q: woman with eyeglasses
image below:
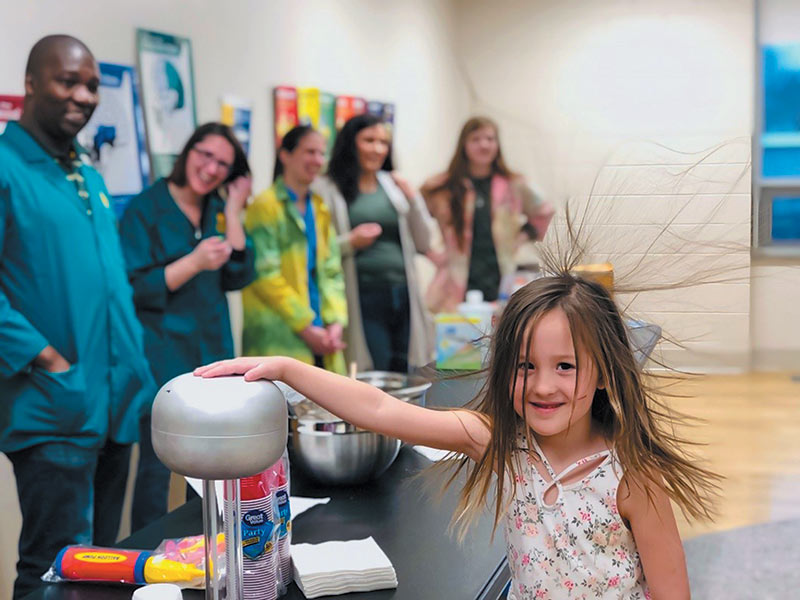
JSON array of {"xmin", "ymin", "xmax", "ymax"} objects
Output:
[{"xmin": 119, "ymin": 122, "xmax": 256, "ymax": 529}]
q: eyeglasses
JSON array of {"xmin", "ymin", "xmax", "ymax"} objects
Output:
[{"xmin": 191, "ymin": 146, "xmax": 233, "ymax": 174}]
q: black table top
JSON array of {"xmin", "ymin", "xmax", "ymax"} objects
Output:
[{"xmin": 25, "ymin": 375, "xmax": 508, "ymax": 600}]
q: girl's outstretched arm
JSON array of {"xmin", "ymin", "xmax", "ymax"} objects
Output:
[
  {"xmin": 195, "ymin": 357, "xmax": 490, "ymax": 461},
  {"xmin": 618, "ymin": 475, "xmax": 690, "ymax": 600}
]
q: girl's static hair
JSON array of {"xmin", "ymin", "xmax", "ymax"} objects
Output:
[
  {"xmin": 327, "ymin": 113, "xmax": 393, "ymax": 203},
  {"xmin": 445, "ymin": 269, "xmax": 720, "ymax": 539},
  {"xmin": 273, "ymin": 125, "xmax": 318, "ymax": 182},
  {"xmin": 437, "ymin": 139, "xmax": 748, "ymax": 539},
  {"xmin": 422, "ymin": 116, "xmax": 515, "ymax": 250},
  {"xmin": 168, "ymin": 122, "xmax": 250, "ymax": 187}
]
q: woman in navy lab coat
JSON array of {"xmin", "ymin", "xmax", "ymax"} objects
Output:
[{"xmin": 119, "ymin": 122, "xmax": 255, "ymax": 529}]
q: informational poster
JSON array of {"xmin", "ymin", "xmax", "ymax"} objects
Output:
[
  {"xmin": 335, "ymin": 95, "xmax": 366, "ymax": 131},
  {"xmin": 382, "ymin": 102, "xmax": 396, "ymax": 141},
  {"xmin": 137, "ymin": 29, "xmax": 198, "ymax": 179},
  {"xmin": 297, "ymin": 87, "xmax": 320, "ymax": 129},
  {"xmin": 0, "ymin": 95, "xmax": 23, "ymax": 134},
  {"xmin": 274, "ymin": 86, "xmax": 394, "ymax": 155},
  {"xmin": 319, "ymin": 92, "xmax": 337, "ymax": 156},
  {"xmin": 220, "ymin": 95, "xmax": 252, "ymax": 156},
  {"xmin": 273, "ymin": 86, "xmax": 298, "ymax": 148},
  {"xmin": 77, "ymin": 63, "xmax": 149, "ymax": 216},
  {"xmin": 367, "ymin": 100, "xmax": 395, "ymax": 140}
]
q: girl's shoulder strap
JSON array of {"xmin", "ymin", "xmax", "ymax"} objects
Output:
[{"xmin": 527, "ymin": 432, "xmax": 613, "ymax": 483}]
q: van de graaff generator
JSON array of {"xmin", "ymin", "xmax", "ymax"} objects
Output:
[{"xmin": 151, "ymin": 373, "xmax": 287, "ymax": 599}]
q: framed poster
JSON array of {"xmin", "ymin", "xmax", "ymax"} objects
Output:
[
  {"xmin": 77, "ymin": 63, "xmax": 149, "ymax": 216},
  {"xmin": 221, "ymin": 95, "xmax": 252, "ymax": 156},
  {"xmin": 273, "ymin": 86, "xmax": 298, "ymax": 148},
  {"xmin": 367, "ymin": 100, "xmax": 395, "ymax": 140},
  {"xmin": 319, "ymin": 92, "xmax": 336, "ymax": 156},
  {"xmin": 0, "ymin": 95, "xmax": 23, "ymax": 134},
  {"xmin": 136, "ymin": 29, "xmax": 198, "ymax": 180},
  {"xmin": 297, "ymin": 87, "xmax": 320, "ymax": 129},
  {"xmin": 335, "ymin": 95, "xmax": 366, "ymax": 131},
  {"xmin": 273, "ymin": 87, "xmax": 394, "ymax": 157},
  {"xmin": 366, "ymin": 100, "xmax": 384, "ymax": 117},
  {"xmin": 382, "ymin": 102, "xmax": 395, "ymax": 140}
]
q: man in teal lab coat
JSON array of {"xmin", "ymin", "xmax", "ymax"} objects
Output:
[{"xmin": 0, "ymin": 35, "xmax": 155, "ymax": 599}]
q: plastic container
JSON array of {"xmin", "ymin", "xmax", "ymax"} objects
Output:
[
  {"xmin": 457, "ymin": 290, "xmax": 495, "ymax": 335},
  {"xmin": 132, "ymin": 583, "xmax": 183, "ymax": 600},
  {"xmin": 499, "ymin": 263, "xmax": 543, "ymax": 301},
  {"xmin": 436, "ymin": 290, "xmax": 496, "ymax": 370},
  {"xmin": 572, "ymin": 263, "xmax": 614, "ymax": 292}
]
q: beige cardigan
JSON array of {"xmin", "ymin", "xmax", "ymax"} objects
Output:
[
  {"xmin": 313, "ymin": 172, "xmax": 436, "ymax": 370},
  {"xmin": 422, "ymin": 172, "xmax": 554, "ymax": 313}
]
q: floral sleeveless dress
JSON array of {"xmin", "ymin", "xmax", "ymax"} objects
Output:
[{"xmin": 504, "ymin": 430, "xmax": 650, "ymax": 599}]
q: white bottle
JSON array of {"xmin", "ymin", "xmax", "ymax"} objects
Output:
[{"xmin": 457, "ymin": 290, "xmax": 495, "ymax": 336}]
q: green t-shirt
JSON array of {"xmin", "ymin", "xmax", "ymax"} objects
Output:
[
  {"xmin": 466, "ymin": 176, "xmax": 500, "ymax": 301},
  {"xmin": 348, "ymin": 185, "xmax": 407, "ymax": 287}
]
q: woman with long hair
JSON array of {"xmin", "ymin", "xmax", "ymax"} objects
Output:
[
  {"xmin": 422, "ymin": 116, "xmax": 554, "ymax": 312},
  {"xmin": 315, "ymin": 113, "xmax": 437, "ymax": 372},
  {"xmin": 242, "ymin": 125, "xmax": 347, "ymax": 374},
  {"xmin": 119, "ymin": 122, "xmax": 255, "ymax": 529}
]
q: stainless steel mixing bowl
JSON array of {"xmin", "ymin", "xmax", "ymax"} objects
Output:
[{"xmin": 288, "ymin": 371, "xmax": 431, "ymax": 485}]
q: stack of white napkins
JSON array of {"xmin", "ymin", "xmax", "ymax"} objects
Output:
[{"xmin": 291, "ymin": 537, "xmax": 397, "ymax": 598}]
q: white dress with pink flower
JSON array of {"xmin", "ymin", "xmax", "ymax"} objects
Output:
[{"xmin": 504, "ymin": 430, "xmax": 650, "ymax": 600}]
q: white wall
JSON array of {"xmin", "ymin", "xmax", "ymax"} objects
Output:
[
  {"xmin": 0, "ymin": 0, "xmax": 469, "ymax": 189},
  {"xmin": 454, "ymin": 0, "xmax": 754, "ymax": 372},
  {"xmin": 751, "ymin": 0, "xmax": 800, "ymax": 370},
  {"xmin": 0, "ymin": 2, "xmax": 470, "ymax": 597}
]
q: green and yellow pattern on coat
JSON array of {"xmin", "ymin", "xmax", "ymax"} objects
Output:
[{"xmin": 242, "ymin": 178, "xmax": 347, "ymax": 374}]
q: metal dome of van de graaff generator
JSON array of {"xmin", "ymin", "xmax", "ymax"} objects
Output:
[{"xmin": 151, "ymin": 372, "xmax": 288, "ymax": 480}]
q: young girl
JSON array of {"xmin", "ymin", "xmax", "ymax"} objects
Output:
[{"xmin": 195, "ymin": 273, "xmax": 717, "ymax": 599}]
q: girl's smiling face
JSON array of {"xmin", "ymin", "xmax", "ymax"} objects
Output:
[{"xmin": 511, "ymin": 308, "xmax": 602, "ymax": 442}]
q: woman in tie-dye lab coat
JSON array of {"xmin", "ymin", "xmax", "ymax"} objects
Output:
[{"xmin": 242, "ymin": 126, "xmax": 347, "ymax": 374}]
